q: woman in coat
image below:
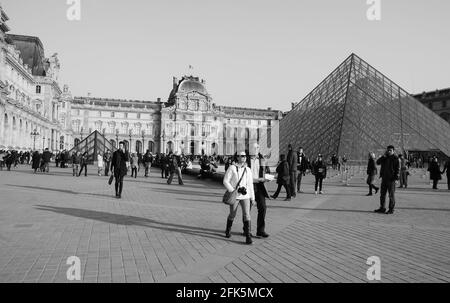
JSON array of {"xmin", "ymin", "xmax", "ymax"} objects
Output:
[
  {"xmin": 223, "ymin": 151, "xmax": 255, "ymax": 245},
  {"xmin": 31, "ymin": 151, "xmax": 41, "ymax": 173},
  {"xmin": 366, "ymin": 152, "xmax": 379, "ymax": 196},
  {"xmin": 441, "ymin": 158, "xmax": 450, "ymax": 190},
  {"xmin": 270, "ymin": 154, "xmax": 291, "ymax": 201},
  {"xmin": 428, "ymin": 156, "xmax": 442, "ymax": 190},
  {"xmin": 312, "ymin": 154, "xmax": 327, "ymax": 195}
]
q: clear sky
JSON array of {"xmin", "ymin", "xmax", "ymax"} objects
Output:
[{"xmin": 2, "ymin": 0, "xmax": 449, "ymax": 111}]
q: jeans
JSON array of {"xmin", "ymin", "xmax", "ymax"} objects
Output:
[
  {"xmin": 131, "ymin": 167, "xmax": 137, "ymax": 178},
  {"xmin": 314, "ymin": 176, "xmax": 323, "ymax": 192},
  {"xmin": 367, "ymin": 174, "xmax": 379, "ymax": 194},
  {"xmin": 115, "ymin": 173, "xmax": 124, "ymax": 195},
  {"xmin": 289, "ymin": 171, "xmax": 297, "ymax": 196},
  {"xmin": 144, "ymin": 162, "xmax": 151, "ymax": 176},
  {"xmin": 399, "ymin": 170, "xmax": 408, "ymax": 188},
  {"xmin": 228, "ymin": 199, "xmax": 251, "ymax": 222},
  {"xmin": 254, "ymin": 184, "xmax": 267, "ymax": 234},
  {"xmin": 297, "ymin": 171, "xmax": 304, "ymax": 192},
  {"xmin": 167, "ymin": 167, "xmax": 183, "ymax": 185},
  {"xmin": 79, "ymin": 164, "xmax": 87, "ymax": 176},
  {"xmin": 432, "ymin": 179, "xmax": 439, "ymax": 189},
  {"xmin": 73, "ymin": 164, "xmax": 79, "ymax": 176},
  {"xmin": 273, "ymin": 181, "xmax": 291, "ymax": 199},
  {"xmin": 380, "ymin": 179, "xmax": 396, "ymax": 210},
  {"xmin": 104, "ymin": 161, "xmax": 110, "ymax": 176}
]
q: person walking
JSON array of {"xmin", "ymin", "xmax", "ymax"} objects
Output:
[
  {"xmin": 143, "ymin": 150, "xmax": 153, "ymax": 177},
  {"xmin": 374, "ymin": 145, "xmax": 399, "ymax": 215},
  {"xmin": 428, "ymin": 156, "xmax": 442, "ymax": 190},
  {"xmin": 79, "ymin": 152, "xmax": 88, "ymax": 177},
  {"xmin": 271, "ymin": 154, "xmax": 291, "ymax": 201},
  {"xmin": 42, "ymin": 148, "xmax": 52, "ymax": 173},
  {"xmin": 312, "ymin": 154, "xmax": 327, "ymax": 195},
  {"xmin": 286, "ymin": 144, "xmax": 297, "ymax": 198},
  {"xmin": 97, "ymin": 152, "xmax": 104, "ymax": 176},
  {"xmin": 249, "ymin": 144, "xmax": 270, "ymax": 238},
  {"xmin": 130, "ymin": 153, "xmax": 138, "ymax": 178},
  {"xmin": 441, "ymin": 158, "xmax": 450, "ymax": 190},
  {"xmin": 167, "ymin": 151, "xmax": 184, "ymax": 185},
  {"xmin": 31, "ymin": 151, "xmax": 41, "ymax": 174},
  {"xmin": 399, "ymin": 154, "xmax": 409, "ymax": 188},
  {"xmin": 160, "ymin": 153, "xmax": 169, "ymax": 179},
  {"xmin": 223, "ymin": 151, "xmax": 255, "ymax": 245},
  {"xmin": 103, "ymin": 151, "xmax": 112, "ymax": 177},
  {"xmin": 296, "ymin": 147, "xmax": 308, "ymax": 193},
  {"xmin": 111, "ymin": 141, "xmax": 129, "ymax": 198},
  {"xmin": 366, "ymin": 152, "xmax": 379, "ymax": 196},
  {"xmin": 72, "ymin": 151, "xmax": 81, "ymax": 177}
]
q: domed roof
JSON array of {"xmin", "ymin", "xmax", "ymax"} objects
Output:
[{"xmin": 178, "ymin": 77, "xmax": 208, "ymax": 95}]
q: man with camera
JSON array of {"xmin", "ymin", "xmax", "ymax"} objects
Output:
[
  {"xmin": 223, "ymin": 151, "xmax": 256, "ymax": 245},
  {"xmin": 374, "ymin": 145, "xmax": 400, "ymax": 215}
]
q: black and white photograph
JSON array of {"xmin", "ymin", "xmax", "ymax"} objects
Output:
[{"xmin": 0, "ymin": 0, "xmax": 449, "ymax": 295}]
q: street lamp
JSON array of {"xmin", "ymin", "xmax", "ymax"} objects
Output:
[
  {"xmin": 30, "ymin": 129, "xmax": 39, "ymax": 150},
  {"xmin": 129, "ymin": 129, "xmax": 133, "ymax": 152},
  {"xmin": 42, "ymin": 136, "xmax": 45, "ymax": 149},
  {"xmin": 115, "ymin": 129, "xmax": 119, "ymax": 148},
  {"xmin": 141, "ymin": 130, "xmax": 145, "ymax": 153}
]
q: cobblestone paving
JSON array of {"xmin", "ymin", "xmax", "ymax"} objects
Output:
[{"xmin": 0, "ymin": 165, "xmax": 449, "ymax": 283}]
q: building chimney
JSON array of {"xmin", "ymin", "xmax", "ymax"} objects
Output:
[
  {"xmin": 291, "ymin": 102, "xmax": 296, "ymax": 109},
  {"xmin": 173, "ymin": 77, "xmax": 178, "ymax": 89},
  {"xmin": 267, "ymin": 107, "xmax": 272, "ymax": 110}
]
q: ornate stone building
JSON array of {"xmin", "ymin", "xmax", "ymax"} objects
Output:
[
  {"xmin": 413, "ymin": 88, "xmax": 450, "ymax": 124},
  {"xmin": 0, "ymin": 5, "xmax": 73, "ymax": 151},
  {"xmin": 71, "ymin": 75, "xmax": 282, "ymax": 163}
]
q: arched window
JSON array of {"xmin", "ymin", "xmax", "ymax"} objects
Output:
[{"xmin": 148, "ymin": 141, "xmax": 155, "ymax": 153}]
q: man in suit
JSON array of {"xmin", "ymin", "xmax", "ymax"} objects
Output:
[
  {"xmin": 111, "ymin": 141, "xmax": 129, "ymax": 199},
  {"xmin": 375, "ymin": 145, "xmax": 400, "ymax": 215},
  {"xmin": 286, "ymin": 144, "xmax": 297, "ymax": 198}
]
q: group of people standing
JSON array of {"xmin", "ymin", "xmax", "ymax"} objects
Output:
[{"xmin": 271, "ymin": 144, "xmax": 327, "ymax": 200}]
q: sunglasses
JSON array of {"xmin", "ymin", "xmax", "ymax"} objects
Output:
[{"xmin": 239, "ymin": 155, "xmax": 247, "ymax": 158}]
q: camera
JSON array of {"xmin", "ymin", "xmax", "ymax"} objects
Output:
[{"xmin": 237, "ymin": 187, "xmax": 247, "ymax": 195}]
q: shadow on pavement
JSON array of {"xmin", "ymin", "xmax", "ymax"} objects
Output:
[
  {"xmin": 151, "ymin": 187, "xmax": 223, "ymax": 198},
  {"xmin": 33, "ymin": 205, "xmax": 247, "ymax": 244},
  {"xmin": 6, "ymin": 184, "xmax": 112, "ymax": 199}
]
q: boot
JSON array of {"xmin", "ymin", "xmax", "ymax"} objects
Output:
[
  {"xmin": 225, "ymin": 219, "xmax": 233, "ymax": 238},
  {"xmin": 243, "ymin": 221, "xmax": 252, "ymax": 245}
]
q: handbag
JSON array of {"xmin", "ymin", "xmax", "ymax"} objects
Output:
[
  {"xmin": 108, "ymin": 175, "xmax": 114, "ymax": 185},
  {"xmin": 222, "ymin": 166, "xmax": 247, "ymax": 205}
]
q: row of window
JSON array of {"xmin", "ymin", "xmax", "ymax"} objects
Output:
[
  {"xmin": 72, "ymin": 109, "xmax": 144, "ymax": 119},
  {"xmin": 427, "ymin": 100, "xmax": 448, "ymax": 110}
]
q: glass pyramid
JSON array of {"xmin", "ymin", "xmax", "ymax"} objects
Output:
[
  {"xmin": 280, "ymin": 53, "xmax": 450, "ymax": 163},
  {"xmin": 69, "ymin": 130, "xmax": 116, "ymax": 164}
]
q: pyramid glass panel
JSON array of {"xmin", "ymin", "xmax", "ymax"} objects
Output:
[
  {"xmin": 279, "ymin": 54, "xmax": 450, "ymax": 163},
  {"xmin": 68, "ymin": 130, "xmax": 116, "ymax": 164}
]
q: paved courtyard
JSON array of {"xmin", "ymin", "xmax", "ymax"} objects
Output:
[{"xmin": 0, "ymin": 165, "xmax": 449, "ymax": 283}]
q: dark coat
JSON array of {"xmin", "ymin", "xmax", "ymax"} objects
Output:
[
  {"xmin": 297, "ymin": 152, "xmax": 308, "ymax": 172},
  {"xmin": 443, "ymin": 160, "xmax": 450, "ymax": 176},
  {"xmin": 428, "ymin": 161, "xmax": 442, "ymax": 180},
  {"xmin": 312, "ymin": 160, "xmax": 327, "ymax": 178},
  {"xmin": 251, "ymin": 157, "xmax": 269, "ymax": 198},
  {"xmin": 377, "ymin": 154, "xmax": 399, "ymax": 181},
  {"xmin": 42, "ymin": 151, "xmax": 52, "ymax": 163},
  {"xmin": 276, "ymin": 160, "xmax": 290, "ymax": 184},
  {"xmin": 287, "ymin": 150, "xmax": 297, "ymax": 173},
  {"xmin": 32, "ymin": 153, "xmax": 41, "ymax": 170},
  {"xmin": 367, "ymin": 158, "xmax": 377, "ymax": 176},
  {"xmin": 111, "ymin": 149, "xmax": 129, "ymax": 177},
  {"xmin": 72, "ymin": 153, "xmax": 81, "ymax": 165}
]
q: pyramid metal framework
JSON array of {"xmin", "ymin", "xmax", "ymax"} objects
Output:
[
  {"xmin": 68, "ymin": 130, "xmax": 116, "ymax": 164},
  {"xmin": 279, "ymin": 54, "xmax": 450, "ymax": 162}
]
